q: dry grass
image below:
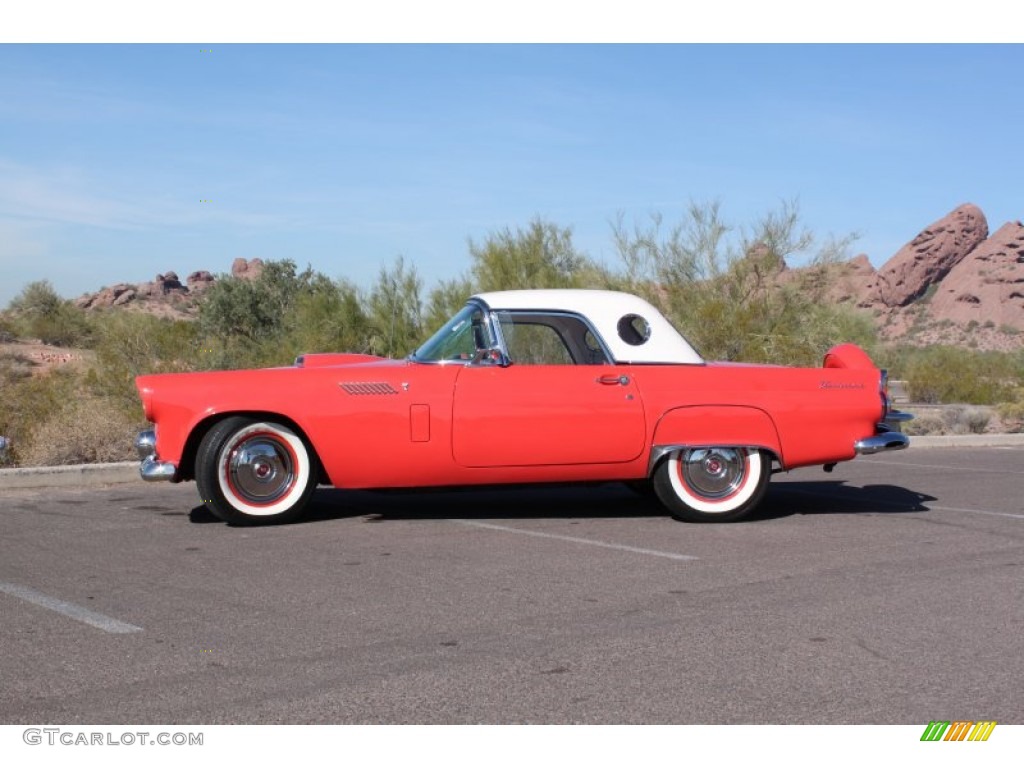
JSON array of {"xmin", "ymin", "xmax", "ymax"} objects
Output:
[{"xmin": 17, "ymin": 395, "xmax": 141, "ymax": 466}]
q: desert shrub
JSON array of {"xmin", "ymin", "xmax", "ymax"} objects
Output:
[
  {"xmin": 5, "ymin": 280, "xmax": 93, "ymax": 347},
  {"xmin": 0, "ymin": 367, "xmax": 80, "ymax": 467},
  {"xmin": 0, "ymin": 350, "xmax": 34, "ymax": 383},
  {"xmin": 16, "ymin": 393, "xmax": 140, "ymax": 466},
  {"xmin": 993, "ymin": 385, "xmax": 1024, "ymax": 433},
  {"xmin": 86, "ymin": 311, "xmax": 199, "ymax": 416},
  {"xmin": 0, "ymin": 314, "xmax": 17, "ymax": 343},
  {"xmin": 891, "ymin": 346, "xmax": 1021, "ymax": 404},
  {"xmin": 903, "ymin": 412, "xmax": 944, "ymax": 436},
  {"xmin": 285, "ymin": 278, "xmax": 372, "ymax": 357},
  {"xmin": 941, "ymin": 406, "xmax": 992, "ymax": 435},
  {"xmin": 996, "ymin": 401, "xmax": 1024, "ymax": 433}
]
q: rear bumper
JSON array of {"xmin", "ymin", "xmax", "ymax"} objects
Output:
[
  {"xmin": 855, "ymin": 409, "xmax": 913, "ymax": 455},
  {"xmin": 855, "ymin": 431, "xmax": 910, "ymax": 455},
  {"xmin": 134, "ymin": 429, "xmax": 177, "ymax": 482}
]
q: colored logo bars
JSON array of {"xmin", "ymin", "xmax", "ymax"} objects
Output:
[{"xmin": 920, "ymin": 721, "xmax": 997, "ymax": 742}]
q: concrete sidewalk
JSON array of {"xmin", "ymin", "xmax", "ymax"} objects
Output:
[{"xmin": 2, "ymin": 434, "xmax": 1022, "ymax": 491}]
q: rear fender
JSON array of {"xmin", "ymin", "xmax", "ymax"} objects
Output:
[
  {"xmin": 823, "ymin": 343, "xmax": 875, "ymax": 370},
  {"xmin": 650, "ymin": 405, "xmax": 784, "ymax": 473}
]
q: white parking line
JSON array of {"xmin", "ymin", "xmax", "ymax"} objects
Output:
[
  {"xmin": 450, "ymin": 519, "xmax": 698, "ymax": 561},
  {"xmin": 0, "ymin": 582, "xmax": 143, "ymax": 634},
  {"xmin": 928, "ymin": 505, "xmax": 1024, "ymax": 520}
]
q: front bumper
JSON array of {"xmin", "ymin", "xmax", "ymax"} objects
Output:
[{"xmin": 134, "ymin": 429, "xmax": 177, "ymax": 482}]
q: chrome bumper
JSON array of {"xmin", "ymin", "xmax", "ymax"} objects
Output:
[
  {"xmin": 855, "ymin": 410, "xmax": 913, "ymax": 455},
  {"xmin": 134, "ymin": 429, "xmax": 177, "ymax": 482},
  {"xmin": 855, "ymin": 431, "xmax": 910, "ymax": 455}
]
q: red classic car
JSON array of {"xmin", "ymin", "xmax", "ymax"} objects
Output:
[{"xmin": 134, "ymin": 289, "xmax": 910, "ymax": 525}]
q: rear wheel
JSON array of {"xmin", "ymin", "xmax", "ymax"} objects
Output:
[
  {"xmin": 195, "ymin": 417, "xmax": 317, "ymax": 525},
  {"xmin": 653, "ymin": 447, "xmax": 770, "ymax": 523}
]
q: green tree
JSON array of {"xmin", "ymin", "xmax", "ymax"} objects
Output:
[
  {"xmin": 286, "ymin": 278, "xmax": 372, "ymax": 356},
  {"xmin": 199, "ymin": 260, "xmax": 318, "ymax": 344},
  {"xmin": 469, "ymin": 219, "xmax": 592, "ymax": 291},
  {"xmin": 367, "ymin": 257, "xmax": 424, "ymax": 357},
  {"xmin": 612, "ymin": 200, "xmax": 873, "ymax": 365},
  {"xmin": 423, "ymin": 276, "xmax": 475, "ymax": 332}
]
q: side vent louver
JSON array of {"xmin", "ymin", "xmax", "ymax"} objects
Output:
[{"xmin": 339, "ymin": 382, "xmax": 399, "ymax": 395}]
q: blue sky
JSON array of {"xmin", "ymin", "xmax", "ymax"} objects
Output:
[{"xmin": 1, "ymin": 43, "xmax": 1022, "ymax": 306}]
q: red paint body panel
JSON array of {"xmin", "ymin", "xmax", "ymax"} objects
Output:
[
  {"xmin": 135, "ymin": 341, "xmax": 888, "ymax": 489},
  {"xmin": 452, "ymin": 366, "xmax": 646, "ymax": 467}
]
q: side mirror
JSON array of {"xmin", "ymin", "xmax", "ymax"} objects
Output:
[{"xmin": 471, "ymin": 347, "xmax": 510, "ymax": 367}]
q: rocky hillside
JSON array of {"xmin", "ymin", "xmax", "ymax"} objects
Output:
[
  {"xmin": 71, "ymin": 206, "xmax": 1024, "ymax": 350},
  {"xmin": 74, "ymin": 258, "xmax": 264, "ymax": 319},
  {"xmin": 780, "ymin": 203, "xmax": 1023, "ymax": 350}
]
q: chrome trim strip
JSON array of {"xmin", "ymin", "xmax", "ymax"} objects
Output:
[
  {"xmin": 140, "ymin": 455, "xmax": 177, "ymax": 482},
  {"xmin": 854, "ymin": 432, "xmax": 910, "ymax": 455}
]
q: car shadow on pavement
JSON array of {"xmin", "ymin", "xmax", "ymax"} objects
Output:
[
  {"xmin": 188, "ymin": 478, "xmax": 935, "ymax": 526},
  {"xmin": 753, "ymin": 480, "xmax": 936, "ymax": 521},
  {"xmin": 305, "ymin": 483, "xmax": 661, "ymax": 523}
]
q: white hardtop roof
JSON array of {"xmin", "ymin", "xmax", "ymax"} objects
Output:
[{"xmin": 472, "ymin": 289, "xmax": 704, "ymax": 365}]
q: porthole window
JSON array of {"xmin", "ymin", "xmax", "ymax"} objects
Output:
[{"xmin": 617, "ymin": 314, "xmax": 651, "ymax": 346}]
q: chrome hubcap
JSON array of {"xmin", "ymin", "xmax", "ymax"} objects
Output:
[
  {"xmin": 228, "ymin": 435, "xmax": 295, "ymax": 504},
  {"xmin": 681, "ymin": 448, "xmax": 746, "ymax": 499}
]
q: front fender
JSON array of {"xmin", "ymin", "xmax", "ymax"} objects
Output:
[{"xmin": 650, "ymin": 405, "xmax": 784, "ymax": 470}]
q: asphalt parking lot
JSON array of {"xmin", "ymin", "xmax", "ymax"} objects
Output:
[{"xmin": 1, "ymin": 446, "xmax": 1022, "ymax": 724}]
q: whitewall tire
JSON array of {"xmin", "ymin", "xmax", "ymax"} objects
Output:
[
  {"xmin": 195, "ymin": 417, "xmax": 317, "ymax": 525},
  {"xmin": 653, "ymin": 447, "xmax": 770, "ymax": 523}
]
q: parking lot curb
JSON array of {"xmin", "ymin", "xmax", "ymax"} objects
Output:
[
  {"xmin": 0, "ymin": 462, "xmax": 140, "ymax": 490},
  {"xmin": 908, "ymin": 434, "xmax": 1024, "ymax": 449}
]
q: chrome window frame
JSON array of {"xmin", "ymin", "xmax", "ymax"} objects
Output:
[
  {"xmin": 410, "ymin": 300, "xmax": 616, "ymax": 367},
  {"xmin": 489, "ymin": 308, "xmax": 615, "ymax": 366}
]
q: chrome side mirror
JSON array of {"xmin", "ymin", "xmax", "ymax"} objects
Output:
[{"xmin": 471, "ymin": 347, "xmax": 510, "ymax": 367}]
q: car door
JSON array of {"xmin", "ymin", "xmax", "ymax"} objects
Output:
[{"xmin": 451, "ymin": 311, "xmax": 646, "ymax": 467}]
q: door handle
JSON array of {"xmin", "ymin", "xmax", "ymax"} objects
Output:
[{"xmin": 597, "ymin": 374, "xmax": 630, "ymax": 386}]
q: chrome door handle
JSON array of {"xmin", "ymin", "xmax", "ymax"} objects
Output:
[{"xmin": 597, "ymin": 375, "xmax": 629, "ymax": 386}]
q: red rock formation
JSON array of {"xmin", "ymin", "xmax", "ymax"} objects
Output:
[
  {"xmin": 865, "ymin": 204, "xmax": 988, "ymax": 308},
  {"xmin": 231, "ymin": 258, "xmax": 264, "ymax": 280},
  {"xmin": 75, "ymin": 283, "xmax": 134, "ymax": 309},
  {"xmin": 187, "ymin": 270, "xmax": 215, "ymax": 293},
  {"xmin": 926, "ymin": 220, "xmax": 1024, "ymax": 331},
  {"xmin": 827, "ymin": 253, "xmax": 877, "ymax": 304},
  {"xmin": 76, "ymin": 270, "xmax": 197, "ymax": 314}
]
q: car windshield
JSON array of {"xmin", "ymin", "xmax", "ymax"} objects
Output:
[{"xmin": 411, "ymin": 303, "xmax": 496, "ymax": 363}]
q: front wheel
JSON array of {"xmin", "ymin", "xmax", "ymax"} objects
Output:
[
  {"xmin": 195, "ymin": 417, "xmax": 317, "ymax": 525},
  {"xmin": 653, "ymin": 447, "xmax": 770, "ymax": 523}
]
